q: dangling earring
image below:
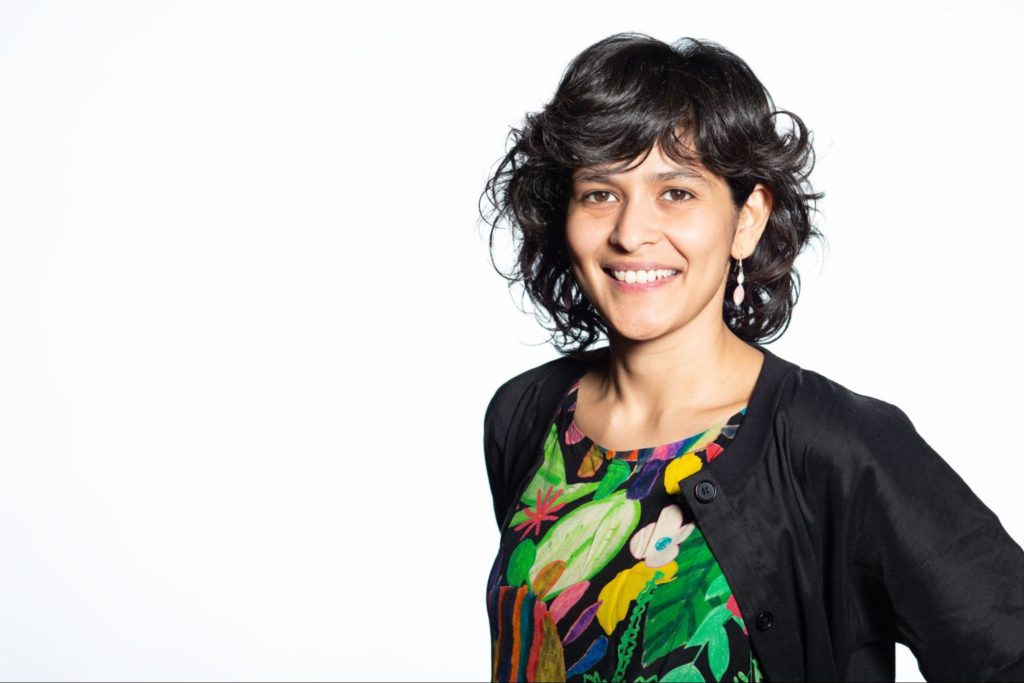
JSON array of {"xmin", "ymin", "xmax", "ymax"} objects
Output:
[{"xmin": 732, "ymin": 257, "xmax": 745, "ymax": 307}]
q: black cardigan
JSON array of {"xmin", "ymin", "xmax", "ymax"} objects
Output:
[{"xmin": 482, "ymin": 342, "xmax": 1024, "ymax": 681}]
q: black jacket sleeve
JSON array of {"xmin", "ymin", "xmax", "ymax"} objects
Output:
[
  {"xmin": 482, "ymin": 353, "xmax": 601, "ymax": 531},
  {"xmin": 483, "ymin": 382, "xmax": 514, "ymax": 530},
  {"xmin": 852, "ymin": 401, "xmax": 1024, "ymax": 681},
  {"xmin": 482, "ymin": 359, "xmax": 557, "ymax": 531}
]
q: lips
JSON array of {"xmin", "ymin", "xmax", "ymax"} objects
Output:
[{"xmin": 603, "ymin": 261, "xmax": 681, "ymax": 273}]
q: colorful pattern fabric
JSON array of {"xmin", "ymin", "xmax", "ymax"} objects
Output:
[{"xmin": 487, "ymin": 380, "xmax": 765, "ymax": 682}]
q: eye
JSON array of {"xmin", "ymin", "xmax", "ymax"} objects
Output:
[
  {"xmin": 661, "ymin": 188, "xmax": 694, "ymax": 202},
  {"xmin": 581, "ymin": 190, "xmax": 618, "ymax": 204}
]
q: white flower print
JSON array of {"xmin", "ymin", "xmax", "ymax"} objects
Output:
[{"xmin": 628, "ymin": 503, "xmax": 695, "ymax": 568}]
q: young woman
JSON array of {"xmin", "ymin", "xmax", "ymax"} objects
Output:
[{"xmin": 479, "ymin": 33, "xmax": 1024, "ymax": 682}]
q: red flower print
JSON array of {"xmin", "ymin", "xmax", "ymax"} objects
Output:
[
  {"xmin": 726, "ymin": 594, "xmax": 747, "ymax": 635},
  {"xmin": 705, "ymin": 442, "xmax": 724, "ymax": 463},
  {"xmin": 513, "ymin": 485, "xmax": 566, "ymax": 540}
]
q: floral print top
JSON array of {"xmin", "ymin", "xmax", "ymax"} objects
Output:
[{"xmin": 487, "ymin": 379, "xmax": 765, "ymax": 683}]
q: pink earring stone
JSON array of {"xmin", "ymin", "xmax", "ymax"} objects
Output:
[
  {"xmin": 732, "ymin": 283, "xmax": 745, "ymax": 306},
  {"xmin": 732, "ymin": 265, "xmax": 745, "ymax": 306}
]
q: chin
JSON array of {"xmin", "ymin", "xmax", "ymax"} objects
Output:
[{"xmin": 607, "ymin": 318, "xmax": 676, "ymax": 343}]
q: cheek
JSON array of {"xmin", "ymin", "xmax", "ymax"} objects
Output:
[
  {"xmin": 564, "ymin": 220, "xmax": 600, "ymax": 265},
  {"xmin": 564, "ymin": 223, "xmax": 604, "ymax": 298},
  {"xmin": 664, "ymin": 221, "xmax": 729, "ymax": 265}
]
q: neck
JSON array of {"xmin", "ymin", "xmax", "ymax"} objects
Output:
[{"xmin": 595, "ymin": 319, "xmax": 754, "ymax": 422}]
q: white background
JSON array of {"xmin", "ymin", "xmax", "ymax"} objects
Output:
[{"xmin": 1, "ymin": 1, "xmax": 1022, "ymax": 681}]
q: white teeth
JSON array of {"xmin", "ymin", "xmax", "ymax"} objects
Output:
[{"xmin": 611, "ymin": 269, "xmax": 679, "ymax": 283}]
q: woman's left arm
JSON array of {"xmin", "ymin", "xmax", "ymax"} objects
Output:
[{"xmin": 853, "ymin": 402, "xmax": 1024, "ymax": 681}]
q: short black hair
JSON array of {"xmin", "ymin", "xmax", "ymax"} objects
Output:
[{"xmin": 479, "ymin": 32, "xmax": 825, "ymax": 353}]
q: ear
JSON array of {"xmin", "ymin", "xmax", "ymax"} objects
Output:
[{"xmin": 731, "ymin": 183, "xmax": 772, "ymax": 259}]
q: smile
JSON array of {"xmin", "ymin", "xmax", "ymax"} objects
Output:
[
  {"xmin": 610, "ymin": 268, "xmax": 678, "ymax": 284},
  {"xmin": 602, "ymin": 267, "xmax": 680, "ymax": 290}
]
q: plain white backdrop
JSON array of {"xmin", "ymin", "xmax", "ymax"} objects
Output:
[{"xmin": 1, "ymin": 1, "xmax": 1022, "ymax": 681}]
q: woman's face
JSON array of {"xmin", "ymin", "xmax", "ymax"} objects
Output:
[{"xmin": 565, "ymin": 142, "xmax": 770, "ymax": 345}]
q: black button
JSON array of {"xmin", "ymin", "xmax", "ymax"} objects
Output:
[
  {"xmin": 694, "ymin": 480, "xmax": 717, "ymax": 503},
  {"xmin": 756, "ymin": 610, "xmax": 774, "ymax": 631}
]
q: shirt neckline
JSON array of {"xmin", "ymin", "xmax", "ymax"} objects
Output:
[
  {"xmin": 546, "ymin": 341, "xmax": 799, "ymax": 493},
  {"xmin": 562, "ymin": 379, "xmax": 748, "ymax": 458}
]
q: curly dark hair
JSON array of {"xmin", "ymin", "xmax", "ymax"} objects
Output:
[{"xmin": 479, "ymin": 32, "xmax": 826, "ymax": 354}]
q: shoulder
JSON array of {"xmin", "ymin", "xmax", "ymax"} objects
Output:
[
  {"xmin": 773, "ymin": 361, "xmax": 987, "ymax": 519},
  {"xmin": 485, "ymin": 357, "xmax": 565, "ymax": 418},
  {"xmin": 776, "ymin": 362, "xmax": 919, "ymax": 469},
  {"xmin": 482, "ymin": 348, "xmax": 608, "ymax": 528},
  {"xmin": 483, "ymin": 357, "xmax": 563, "ymax": 442},
  {"xmin": 784, "ymin": 364, "xmax": 912, "ymax": 431},
  {"xmin": 484, "ymin": 347, "xmax": 608, "ymax": 431},
  {"xmin": 772, "ymin": 362, "xmax": 962, "ymax": 538}
]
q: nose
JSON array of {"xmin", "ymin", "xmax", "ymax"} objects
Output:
[{"xmin": 609, "ymin": 197, "xmax": 659, "ymax": 252}]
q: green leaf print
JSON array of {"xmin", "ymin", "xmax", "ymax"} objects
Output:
[
  {"xmin": 732, "ymin": 651, "xmax": 764, "ymax": 682},
  {"xmin": 661, "ymin": 661, "xmax": 706, "ymax": 682},
  {"xmin": 593, "ymin": 459, "xmax": 631, "ymax": 500},
  {"xmin": 687, "ymin": 605, "xmax": 732, "ymax": 650},
  {"xmin": 707, "ymin": 627, "xmax": 730, "ymax": 682},
  {"xmin": 614, "ymin": 572, "xmax": 661, "ymax": 680},
  {"xmin": 506, "ymin": 538, "xmax": 536, "ymax": 587},
  {"xmin": 531, "ymin": 489, "xmax": 641, "ymax": 600},
  {"xmin": 509, "ymin": 423, "xmax": 598, "ymax": 529},
  {"xmin": 705, "ymin": 572, "xmax": 731, "ymax": 604},
  {"xmin": 641, "ymin": 528, "xmax": 720, "ymax": 666},
  {"xmin": 752, "ymin": 654, "xmax": 764, "ymax": 682}
]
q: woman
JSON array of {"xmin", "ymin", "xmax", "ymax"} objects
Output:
[{"xmin": 479, "ymin": 33, "xmax": 1024, "ymax": 682}]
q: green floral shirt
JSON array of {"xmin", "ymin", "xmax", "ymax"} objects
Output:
[{"xmin": 487, "ymin": 379, "xmax": 765, "ymax": 682}]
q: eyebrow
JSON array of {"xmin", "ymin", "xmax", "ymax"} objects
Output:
[{"xmin": 573, "ymin": 166, "xmax": 708, "ymax": 185}]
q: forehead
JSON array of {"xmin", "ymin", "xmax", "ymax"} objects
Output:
[
  {"xmin": 573, "ymin": 163, "xmax": 710, "ymax": 186},
  {"xmin": 571, "ymin": 146, "xmax": 713, "ymax": 187}
]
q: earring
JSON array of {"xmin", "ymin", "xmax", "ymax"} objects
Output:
[{"xmin": 732, "ymin": 257, "xmax": 745, "ymax": 307}]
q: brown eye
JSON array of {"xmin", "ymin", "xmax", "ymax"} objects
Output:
[
  {"xmin": 582, "ymin": 190, "xmax": 617, "ymax": 204},
  {"xmin": 661, "ymin": 189, "xmax": 694, "ymax": 201}
]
